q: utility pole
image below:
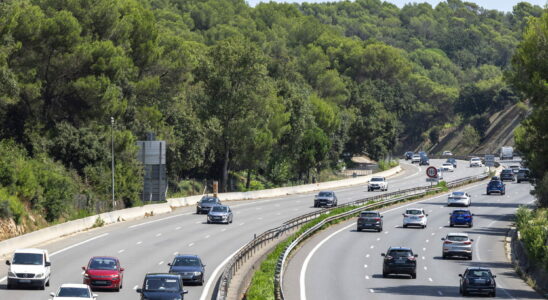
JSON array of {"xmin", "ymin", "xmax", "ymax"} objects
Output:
[{"xmin": 111, "ymin": 117, "xmax": 115, "ymax": 209}]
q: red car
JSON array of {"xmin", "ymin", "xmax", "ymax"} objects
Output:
[{"xmin": 82, "ymin": 256, "xmax": 124, "ymax": 291}]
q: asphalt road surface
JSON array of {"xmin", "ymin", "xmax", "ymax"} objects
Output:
[
  {"xmin": 283, "ymin": 165, "xmax": 540, "ymax": 300},
  {"xmin": 0, "ymin": 159, "xmax": 484, "ymax": 300}
]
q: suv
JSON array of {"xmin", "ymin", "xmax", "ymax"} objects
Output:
[
  {"xmin": 136, "ymin": 273, "xmax": 188, "ymax": 299},
  {"xmin": 402, "ymin": 208, "xmax": 428, "ymax": 228},
  {"xmin": 516, "ymin": 168, "xmax": 531, "ymax": 183},
  {"xmin": 314, "ymin": 191, "xmax": 337, "ymax": 207},
  {"xmin": 356, "ymin": 211, "xmax": 383, "ymax": 232},
  {"xmin": 442, "ymin": 233, "xmax": 473, "ymax": 259},
  {"xmin": 446, "ymin": 158, "xmax": 457, "ymax": 168},
  {"xmin": 196, "ymin": 196, "xmax": 221, "ymax": 214},
  {"xmin": 486, "ymin": 179, "xmax": 505, "ymax": 195},
  {"xmin": 381, "ymin": 247, "xmax": 418, "ymax": 278},
  {"xmin": 459, "ymin": 267, "xmax": 497, "ymax": 297},
  {"xmin": 500, "ymin": 169, "xmax": 515, "ymax": 181},
  {"xmin": 449, "ymin": 209, "xmax": 474, "ymax": 227},
  {"xmin": 404, "ymin": 151, "xmax": 414, "ymax": 160},
  {"xmin": 368, "ymin": 177, "xmax": 388, "ymax": 191},
  {"xmin": 6, "ymin": 248, "xmax": 51, "ymax": 289},
  {"xmin": 419, "ymin": 155, "xmax": 430, "ymax": 166}
]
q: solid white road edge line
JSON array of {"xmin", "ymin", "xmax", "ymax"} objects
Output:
[{"xmin": 199, "ymin": 244, "xmax": 246, "ymax": 300}]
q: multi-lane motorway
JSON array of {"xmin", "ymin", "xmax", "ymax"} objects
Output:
[
  {"xmin": 0, "ymin": 160, "xmax": 508, "ymax": 299},
  {"xmin": 283, "ymin": 164, "xmax": 541, "ymax": 299}
]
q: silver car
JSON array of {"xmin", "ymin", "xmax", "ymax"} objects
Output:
[
  {"xmin": 207, "ymin": 205, "xmax": 233, "ymax": 224},
  {"xmin": 442, "ymin": 233, "xmax": 473, "ymax": 260}
]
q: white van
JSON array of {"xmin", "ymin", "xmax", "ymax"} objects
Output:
[{"xmin": 6, "ymin": 248, "xmax": 51, "ymax": 289}]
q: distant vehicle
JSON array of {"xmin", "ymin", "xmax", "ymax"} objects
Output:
[
  {"xmin": 437, "ymin": 168, "xmax": 444, "ymax": 180},
  {"xmin": 82, "ymin": 257, "xmax": 124, "ymax": 291},
  {"xmin": 404, "ymin": 151, "xmax": 414, "ymax": 160},
  {"xmin": 50, "ymin": 283, "xmax": 97, "ymax": 299},
  {"xmin": 368, "ymin": 177, "xmax": 388, "ymax": 191},
  {"xmin": 442, "ymin": 151, "xmax": 453, "ymax": 156},
  {"xmin": 449, "ymin": 209, "xmax": 474, "ymax": 227},
  {"xmin": 486, "ymin": 179, "xmax": 505, "ymax": 195},
  {"xmin": 442, "ymin": 233, "xmax": 473, "ymax": 260},
  {"xmin": 402, "ymin": 208, "xmax": 428, "ymax": 228},
  {"xmin": 6, "ymin": 248, "xmax": 51, "ymax": 289},
  {"xmin": 441, "ymin": 163, "xmax": 454, "ymax": 172},
  {"xmin": 207, "ymin": 205, "xmax": 233, "ymax": 224},
  {"xmin": 382, "ymin": 247, "xmax": 418, "ymax": 278},
  {"xmin": 509, "ymin": 165, "xmax": 520, "ymax": 174},
  {"xmin": 418, "ymin": 151, "xmax": 427, "ymax": 157},
  {"xmin": 314, "ymin": 191, "xmax": 338, "ymax": 207},
  {"xmin": 168, "ymin": 255, "xmax": 205, "ymax": 285},
  {"xmin": 447, "ymin": 191, "xmax": 471, "ymax": 207},
  {"xmin": 196, "ymin": 196, "xmax": 221, "ymax": 214},
  {"xmin": 516, "ymin": 168, "xmax": 531, "ymax": 183},
  {"xmin": 356, "ymin": 211, "xmax": 383, "ymax": 232},
  {"xmin": 446, "ymin": 158, "xmax": 457, "ymax": 168},
  {"xmin": 411, "ymin": 154, "xmax": 421, "ymax": 164},
  {"xmin": 500, "ymin": 169, "xmax": 515, "ymax": 181},
  {"xmin": 459, "ymin": 267, "xmax": 497, "ymax": 297},
  {"xmin": 136, "ymin": 273, "xmax": 188, "ymax": 300},
  {"xmin": 469, "ymin": 157, "xmax": 483, "ymax": 167},
  {"xmin": 500, "ymin": 146, "xmax": 513, "ymax": 160},
  {"xmin": 419, "ymin": 155, "xmax": 430, "ymax": 166}
]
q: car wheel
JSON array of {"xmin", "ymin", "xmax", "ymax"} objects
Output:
[
  {"xmin": 411, "ymin": 272, "xmax": 416, "ymax": 279},
  {"xmin": 40, "ymin": 280, "xmax": 46, "ymax": 290},
  {"xmin": 462, "ymin": 289, "xmax": 469, "ymax": 296},
  {"xmin": 46, "ymin": 278, "xmax": 50, "ymax": 287},
  {"xmin": 491, "ymin": 290, "xmax": 496, "ymax": 297},
  {"xmin": 459, "ymin": 287, "xmax": 463, "ymax": 295},
  {"xmin": 469, "ymin": 223, "xmax": 473, "ymax": 228},
  {"xmin": 487, "ymin": 192, "xmax": 490, "ymax": 195},
  {"xmin": 442, "ymin": 253, "xmax": 447, "ymax": 259},
  {"xmin": 378, "ymin": 227, "xmax": 383, "ymax": 232},
  {"xmin": 450, "ymin": 223, "xmax": 454, "ymax": 227},
  {"xmin": 382, "ymin": 272, "xmax": 388, "ymax": 278},
  {"xmin": 468, "ymin": 255, "xmax": 472, "ymax": 260},
  {"xmin": 517, "ymin": 180, "xmax": 521, "ymax": 183},
  {"xmin": 403, "ymin": 224, "xmax": 407, "ymax": 228},
  {"xmin": 207, "ymin": 220, "xmax": 210, "ymax": 224},
  {"xmin": 357, "ymin": 227, "xmax": 361, "ymax": 232}
]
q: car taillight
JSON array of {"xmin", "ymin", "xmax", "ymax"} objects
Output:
[
  {"xmin": 374, "ymin": 218, "xmax": 381, "ymax": 221},
  {"xmin": 418, "ymin": 215, "xmax": 424, "ymax": 218},
  {"xmin": 444, "ymin": 241, "xmax": 452, "ymax": 244},
  {"xmin": 463, "ymin": 241, "xmax": 472, "ymax": 245},
  {"xmin": 407, "ymin": 256, "xmax": 416, "ymax": 261}
]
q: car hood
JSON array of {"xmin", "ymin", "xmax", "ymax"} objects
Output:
[
  {"xmin": 10, "ymin": 264, "xmax": 45, "ymax": 274},
  {"xmin": 86, "ymin": 269, "xmax": 119, "ymax": 276},
  {"xmin": 170, "ymin": 266, "xmax": 202, "ymax": 273},
  {"xmin": 208, "ymin": 211, "xmax": 228, "ymax": 216},
  {"xmin": 141, "ymin": 291, "xmax": 184, "ymax": 299}
]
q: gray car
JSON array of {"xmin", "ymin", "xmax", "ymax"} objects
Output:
[
  {"xmin": 442, "ymin": 233, "xmax": 473, "ymax": 260},
  {"xmin": 207, "ymin": 205, "xmax": 233, "ymax": 224},
  {"xmin": 313, "ymin": 191, "xmax": 338, "ymax": 207},
  {"xmin": 356, "ymin": 211, "xmax": 383, "ymax": 232},
  {"xmin": 196, "ymin": 196, "xmax": 221, "ymax": 214}
]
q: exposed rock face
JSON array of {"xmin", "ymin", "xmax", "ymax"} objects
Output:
[{"xmin": 0, "ymin": 218, "xmax": 24, "ymax": 241}]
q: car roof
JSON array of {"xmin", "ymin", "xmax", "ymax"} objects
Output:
[
  {"xmin": 407, "ymin": 208, "xmax": 423, "ymax": 211},
  {"xmin": 471, "ymin": 157, "xmax": 481, "ymax": 159},
  {"xmin": 361, "ymin": 211, "xmax": 379, "ymax": 214},
  {"xmin": 211, "ymin": 204, "xmax": 229, "ymax": 209},
  {"xmin": 447, "ymin": 232, "xmax": 468, "ymax": 237},
  {"xmin": 59, "ymin": 283, "xmax": 90, "ymax": 289},
  {"xmin": 145, "ymin": 273, "xmax": 181, "ymax": 278},
  {"xmin": 388, "ymin": 246, "xmax": 412, "ymax": 251},
  {"xmin": 451, "ymin": 191, "xmax": 465, "ymax": 195},
  {"xmin": 174, "ymin": 254, "xmax": 200, "ymax": 259},
  {"xmin": 466, "ymin": 267, "xmax": 492, "ymax": 271},
  {"xmin": 452, "ymin": 209, "xmax": 471, "ymax": 213},
  {"xmin": 90, "ymin": 256, "xmax": 118, "ymax": 260},
  {"xmin": 14, "ymin": 248, "xmax": 47, "ymax": 254},
  {"xmin": 371, "ymin": 177, "xmax": 384, "ymax": 179}
]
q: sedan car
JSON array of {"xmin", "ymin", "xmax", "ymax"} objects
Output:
[
  {"xmin": 459, "ymin": 267, "xmax": 497, "ymax": 297},
  {"xmin": 207, "ymin": 205, "xmax": 233, "ymax": 224},
  {"xmin": 196, "ymin": 196, "xmax": 221, "ymax": 214},
  {"xmin": 469, "ymin": 157, "xmax": 483, "ymax": 167},
  {"xmin": 50, "ymin": 283, "xmax": 97, "ymax": 299},
  {"xmin": 402, "ymin": 208, "xmax": 428, "ymax": 228},
  {"xmin": 486, "ymin": 179, "xmax": 505, "ymax": 195},
  {"xmin": 356, "ymin": 211, "xmax": 383, "ymax": 232},
  {"xmin": 441, "ymin": 162, "xmax": 454, "ymax": 172},
  {"xmin": 500, "ymin": 169, "xmax": 515, "ymax": 181},
  {"xmin": 411, "ymin": 154, "xmax": 421, "ymax": 164},
  {"xmin": 442, "ymin": 233, "xmax": 473, "ymax": 260},
  {"xmin": 82, "ymin": 257, "xmax": 124, "ymax": 291},
  {"xmin": 382, "ymin": 247, "xmax": 418, "ymax": 278},
  {"xmin": 168, "ymin": 255, "xmax": 205, "ymax": 285},
  {"xmin": 447, "ymin": 191, "xmax": 471, "ymax": 207},
  {"xmin": 449, "ymin": 209, "xmax": 474, "ymax": 227},
  {"xmin": 136, "ymin": 273, "xmax": 188, "ymax": 300}
]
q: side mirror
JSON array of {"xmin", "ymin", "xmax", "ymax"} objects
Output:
[
  {"xmin": 493, "ymin": 275, "xmax": 496, "ymax": 278},
  {"xmin": 402, "ymin": 213, "xmax": 405, "ymax": 216},
  {"xmin": 5, "ymin": 260, "xmax": 10, "ymax": 265},
  {"xmin": 167, "ymin": 263, "xmax": 172, "ymax": 266},
  {"xmin": 183, "ymin": 290, "xmax": 188, "ymax": 294},
  {"xmin": 136, "ymin": 288, "xmax": 143, "ymax": 293},
  {"xmin": 472, "ymin": 214, "xmax": 475, "ymax": 216},
  {"xmin": 441, "ymin": 237, "xmax": 445, "ymax": 240},
  {"xmin": 92, "ymin": 294, "xmax": 98, "ymax": 298},
  {"xmin": 380, "ymin": 216, "xmax": 383, "ymax": 218},
  {"xmin": 459, "ymin": 274, "xmax": 463, "ymax": 277},
  {"xmin": 470, "ymin": 239, "xmax": 474, "ymax": 242},
  {"xmin": 381, "ymin": 253, "xmax": 386, "ymax": 256},
  {"xmin": 82, "ymin": 266, "xmax": 86, "ymax": 270},
  {"xmin": 45, "ymin": 261, "xmax": 51, "ymax": 267},
  {"xmin": 203, "ymin": 264, "xmax": 206, "ymax": 267},
  {"xmin": 120, "ymin": 268, "xmax": 125, "ymax": 272},
  {"xmin": 414, "ymin": 254, "xmax": 418, "ymax": 257},
  {"xmin": 426, "ymin": 214, "xmax": 429, "ymax": 217},
  {"xmin": 50, "ymin": 292, "xmax": 56, "ymax": 297}
]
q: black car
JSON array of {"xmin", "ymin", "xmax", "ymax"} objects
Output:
[
  {"xmin": 500, "ymin": 169, "xmax": 515, "ymax": 181},
  {"xmin": 168, "ymin": 255, "xmax": 205, "ymax": 285},
  {"xmin": 381, "ymin": 247, "xmax": 417, "ymax": 278},
  {"xmin": 196, "ymin": 196, "xmax": 221, "ymax": 214},
  {"xmin": 356, "ymin": 211, "xmax": 383, "ymax": 232},
  {"xmin": 136, "ymin": 273, "xmax": 188, "ymax": 300},
  {"xmin": 404, "ymin": 151, "xmax": 414, "ymax": 160},
  {"xmin": 516, "ymin": 168, "xmax": 531, "ymax": 183},
  {"xmin": 459, "ymin": 267, "xmax": 496, "ymax": 297},
  {"xmin": 446, "ymin": 158, "xmax": 457, "ymax": 168}
]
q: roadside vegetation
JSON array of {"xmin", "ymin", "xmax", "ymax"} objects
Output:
[{"xmin": 515, "ymin": 207, "xmax": 548, "ymax": 270}]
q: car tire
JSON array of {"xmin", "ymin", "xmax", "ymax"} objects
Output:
[
  {"xmin": 46, "ymin": 278, "xmax": 50, "ymax": 287},
  {"xmin": 442, "ymin": 253, "xmax": 447, "ymax": 259},
  {"xmin": 378, "ymin": 227, "xmax": 383, "ymax": 232},
  {"xmin": 450, "ymin": 223, "xmax": 454, "ymax": 227},
  {"xmin": 403, "ymin": 224, "xmax": 407, "ymax": 228},
  {"xmin": 469, "ymin": 223, "xmax": 473, "ymax": 228},
  {"xmin": 411, "ymin": 272, "xmax": 416, "ymax": 279},
  {"xmin": 487, "ymin": 191, "xmax": 490, "ymax": 195},
  {"xmin": 491, "ymin": 290, "xmax": 496, "ymax": 297},
  {"xmin": 468, "ymin": 255, "xmax": 472, "ymax": 260},
  {"xmin": 356, "ymin": 227, "xmax": 361, "ymax": 232},
  {"xmin": 40, "ymin": 280, "xmax": 46, "ymax": 290},
  {"xmin": 517, "ymin": 180, "xmax": 521, "ymax": 183},
  {"xmin": 207, "ymin": 220, "xmax": 210, "ymax": 224},
  {"xmin": 382, "ymin": 272, "xmax": 388, "ymax": 278}
]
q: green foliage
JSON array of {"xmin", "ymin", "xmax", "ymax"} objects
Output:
[
  {"xmin": 378, "ymin": 160, "xmax": 399, "ymax": 171},
  {"xmin": 516, "ymin": 207, "xmax": 548, "ymax": 270},
  {"xmin": 461, "ymin": 125, "xmax": 480, "ymax": 149}
]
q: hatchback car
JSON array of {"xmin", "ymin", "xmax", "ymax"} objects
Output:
[
  {"xmin": 382, "ymin": 247, "xmax": 418, "ymax": 278},
  {"xmin": 82, "ymin": 257, "xmax": 124, "ymax": 291},
  {"xmin": 402, "ymin": 208, "xmax": 428, "ymax": 228},
  {"xmin": 441, "ymin": 163, "xmax": 454, "ymax": 172},
  {"xmin": 442, "ymin": 233, "xmax": 473, "ymax": 259},
  {"xmin": 486, "ymin": 179, "xmax": 505, "ymax": 195},
  {"xmin": 356, "ymin": 211, "xmax": 383, "ymax": 232},
  {"xmin": 136, "ymin": 273, "xmax": 188, "ymax": 300},
  {"xmin": 459, "ymin": 267, "xmax": 496, "ymax": 297},
  {"xmin": 446, "ymin": 158, "xmax": 457, "ymax": 168},
  {"xmin": 196, "ymin": 196, "xmax": 221, "ymax": 214},
  {"xmin": 500, "ymin": 169, "xmax": 515, "ymax": 181},
  {"xmin": 447, "ymin": 191, "xmax": 471, "ymax": 207},
  {"xmin": 207, "ymin": 205, "xmax": 233, "ymax": 224},
  {"xmin": 516, "ymin": 168, "xmax": 531, "ymax": 183},
  {"xmin": 50, "ymin": 283, "xmax": 97, "ymax": 299},
  {"xmin": 168, "ymin": 255, "xmax": 205, "ymax": 285},
  {"xmin": 449, "ymin": 209, "xmax": 474, "ymax": 227}
]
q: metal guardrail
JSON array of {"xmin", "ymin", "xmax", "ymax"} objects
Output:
[{"xmin": 215, "ymin": 172, "xmax": 489, "ymax": 300}]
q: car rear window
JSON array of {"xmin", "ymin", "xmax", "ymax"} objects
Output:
[
  {"xmin": 467, "ymin": 270, "xmax": 492, "ymax": 278},
  {"xmin": 360, "ymin": 212, "xmax": 378, "ymax": 218},
  {"xmin": 388, "ymin": 250, "xmax": 413, "ymax": 257},
  {"xmin": 452, "ymin": 211, "xmax": 469, "ymax": 216},
  {"xmin": 447, "ymin": 235, "xmax": 469, "ymax": 241},
  {"xmin": 371, "ymin": 178, "xmax": 383, "ymax": 182},
  {"xmin": 502, "ymin": 169, "xmax": 513, "ymax": 174},
  {"xmin": 406, "ymin": 209, "xmax": 422, "ymax": 215}
]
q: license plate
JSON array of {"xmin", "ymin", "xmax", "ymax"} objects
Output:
[
  {"xmin": 395, "ymin": 259, "xmax": 406, "ymax": 264},
  {"xmin": 475, "ymin": 279, "xmax": 486, "ymax": 284},
  {"xmin": 95, "ymin": 281, "xmax": 107, "ymax": 284},
  {"xmin": 18, "ymin": 279, "xmax": 31, "ymax": 283}
]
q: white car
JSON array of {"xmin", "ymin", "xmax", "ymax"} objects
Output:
[
  {"xmin": 50, "ymin": 284, "xmax": 97, "ymax": 299},
  {"xmin": 411, "ymin": 154, "xmax": 421, "ymax": 164},
  {"xmin": 441, "ymin": 163, "xmax": 455, "ymax": 172},
  {"xmin": 447, "ymin": 191, "xmax": 471, "ymax": 207},
  {"xmin": 368, "ymin": 177, "xmax": 388, "ymax": 191},
  {"xmin": 469, "ymin": 157, "xmax": 483, "ymax": 167},
  {"xmin": 6, "ymin": 248, "xmax": 51, "ymax": 289},
  {"xmin": 402, "ymin": 208, "xmax": 428, "ymax": 228},
  {"xmin": 442, "ymin": 151, "xmax": 453, "ymax": 156}
]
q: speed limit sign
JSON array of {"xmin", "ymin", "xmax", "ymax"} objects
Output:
[{"xmin": 426, "ymin": 166, "xmax": 438, "ymax": 178}]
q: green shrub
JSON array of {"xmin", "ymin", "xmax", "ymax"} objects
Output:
[
  {"xmin": 516, "ymin": 207, "xmax": 548, "ymax": 270},
  {"xmin": 0, "ymin": 188, "xmax": 26, "ymax": 224},
  {"xmin": 378, "ymin": 160, "xmax": 399, "ymax": 171}
]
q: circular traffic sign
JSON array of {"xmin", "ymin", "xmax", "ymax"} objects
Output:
[{"xmin": 426, "ymin": 166, "xmax": 437, "ymax": 178}]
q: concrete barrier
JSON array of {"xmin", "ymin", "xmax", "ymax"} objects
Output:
[{"xmin": 0, "ymin": 165, "xmax": 402, "ymax": 259}]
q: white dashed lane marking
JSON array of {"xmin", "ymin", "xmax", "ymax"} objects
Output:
[
  {"xmin": 429, "ymin": 278, "xmax": 433, "ymax": 282},
  {"xmin": 156, "ymin": 233, "xmax": 162, "ymax": 237},
  {"xmin": 136, "ymin": 241, "xmax": 142, "ymax": 245},
  {"xmin": 159, "ymin": 261, "xmax": 164, "ymax": 265},
  {"xmin": 188, "ymin": 243, "xmax": 194, "ymax": 247},
  {"xmin": 133, "ymin": 285, "xmax": 138, "ymax": 290},
  {"xmin": 118, "ymin": 249, "xmax": 125, "ymax": 253}
]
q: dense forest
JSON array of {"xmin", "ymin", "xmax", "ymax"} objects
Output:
[{"xmin": 0, "ymin": 0, "xmax": 544, "ymax": 227}]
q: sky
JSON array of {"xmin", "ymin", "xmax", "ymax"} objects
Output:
[{"xmin": 246, "ymin": 0, "xmax": 547, "ymax": 12}]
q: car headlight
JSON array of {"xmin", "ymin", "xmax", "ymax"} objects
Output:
[
  {"xmin": 222, "ymin": 215, "xmax": 228, "ymax": 219},
  {"xmin": 35, "ymin": 273, "xmax": 44, "ymax": 278},
  {"xmin": 111, "ymin": 274, "xmax": 119, "ymax": 278},
  {"xmin": 84, "ymin": 273, "xmax": 90, "ymax": 278},
  {"xmin": 8, "ymin": 271, "xmax": 16, "ymax": 277},
  {"xmin": 193, "ymin": 271, "xmax": 202, "ymax": 276}
]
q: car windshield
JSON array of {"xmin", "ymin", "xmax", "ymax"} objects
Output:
[
  {"xmin": 89, "ymin": 258, "xmax": 117, "ymax": 270},
  {"xmin": 145, "ymin": 278, "xmax": 180, "ymax": 292},
  {"xmin": 501, "ymin": 170, "xmax": 513, "ymax": 174},
  {"xmin": 211, "ymin": 206, "xmax": 228, "ymax": 212},
  {"xmin": 371, "ymin": 178, "xmax": 383, "ymax": 182},
  {"xmin": 443, "ymin": 163, "xmax": 452, "ymax": 166},
  {"xmin": 406, "ymin": 210, "xmax": 422, "ymax": 215},
  {"xmin": 518, "ymin": 170, "xmax": 529, "ymax": 174},
  {"xmin": 12, "ymin": 253, "xmax": 43, "ymax": 265},
  {"xmin": 447, "ymin": 235, "xmax": 469, "ymax": 242},
  {"xmin": 453, "ymin": 211, "xmax": 470, "ymax": 216},
  {"xmin": 467, "ymin": 270, "xmax": 492, "ymax": 278},
  {"xmin": 471, "ymin": 158, "xmax": 480, "ymax": 161},
  {"xmin": 388, "ymin": 249, "xmax": 413, "ymax": 257},
  {"xmin": 57, "ymin": 287, "xmax": 90, "ymax": 297},
  {"xmin": 173, "ymin": 257, "xmax": 201, "ymax": 267},
  {"xmin": 318, "ymin": 192, "xmax": 333, "ymax": 197},
  {"xmin": 360, "ymin": 212, "xmax": 378, "ymax": 218},
  {"xmin": 201, "ymin": 197, "xmax": 217, "ymax": 203}
]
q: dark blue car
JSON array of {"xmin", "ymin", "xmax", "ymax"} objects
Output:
[
  {"xmin": 449, "ymin": 209, "xmax": 474, "ymax": 227},
  {"xmin": 136, "ymin": 273, "xmax": 188, "ymax": 300},
  {"xmin": 486, "ymin": 180, "xmax": 506, "ymax": 195}
]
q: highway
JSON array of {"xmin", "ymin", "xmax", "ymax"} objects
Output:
[
  {"xmin": 283, "ymin": 165, "xmax": 541, "ymax": 299},
  {"xmin": 0, "ymin": 159, "xmax": 484, "ymax": 300}
]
